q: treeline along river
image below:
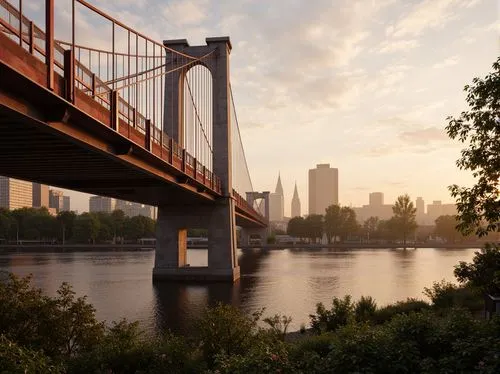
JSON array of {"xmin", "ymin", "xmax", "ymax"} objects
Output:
[{"xmin": 0, "ymin": 247, "xmax": 476, "ymax": 334}]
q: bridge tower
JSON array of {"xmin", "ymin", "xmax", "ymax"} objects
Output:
[
  {"xmin": 153, "ymin": 37, "xmax": 240, "ymax": 282},
  {"xmin": 240, "ymin": 192, "xmax": 271, "ymax": 246}
]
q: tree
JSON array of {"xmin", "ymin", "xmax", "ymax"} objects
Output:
[
  {"xmin": 57, "ymin": 211, "xmax": 76, "ymax": 244},
  {"xmin": 338, "ymin": 207, "xmax": 359, "ymax": 242},
  {"xmin": 73, "ymin": 213, "xmax": 100, "ymax": 244},
  {"xmin": 454, "ymin": 244, "xmax": 500, "ymax": 295},
  {"xmin": 0, "ymin": 208, "xmax": 14, "ymax": 240},
  {"xmin": 324, "ymin": 205, "xmax": 342, "ymax": 243},
  {"xmin": 392, "ymin": 194, "xmax": 417, "ymax": 248},
  {"xmin": 434, "ymin": 215, "xmax": 463, "ymax": 243},
  {"xmin": 445, "ymin": 56, "xmax": 500, "ymax": 236},
  {"xmin": 123, "ymin": 215, "xmax": 155, "ymax": 241},
  {"xmin": 287, "ymin": 216, "xmax": 306, "ymax": 240},
  {"xmin": 304, "ymin": 214, "xmax": 323, "ymax": 243},
  {"xmin": 363, "ymin": 216, "xmax": 379, "ymax": 241}
]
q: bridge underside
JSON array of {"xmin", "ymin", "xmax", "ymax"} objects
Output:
[{"xmin": 0, "ymin": 48, "xmax": 262, "ymax": 228}]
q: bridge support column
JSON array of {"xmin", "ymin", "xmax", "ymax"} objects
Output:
[
  {"xmin": 153, "ymin": 201, "xmax": 240, "ymax": 282},
  {"xmin": 240, "ymin": 227, "xmax": 269, "ymax": 247}
]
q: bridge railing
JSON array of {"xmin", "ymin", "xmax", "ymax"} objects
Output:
[
  {"xmin": 233, "ymin": 190, "xmax": 267, "ymax": 225},
  {"xmin": 0, "ymin": 0, "xmax": 224, "ymax": 197}
]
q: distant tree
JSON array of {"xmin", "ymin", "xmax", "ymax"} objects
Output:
[
  {"xmin": 0, "ymin": 208, "xmax": 13, "ymax": 240},
  {"xmin": 338, "ymin": 207, "xmax": 359, "ymax": 242},
  {"xmin": 123, "ymin": 215, "xmax": 155, "ymax": 241},
  {"xmin": 110, "ymin": 210, "xmax": 126, "ymax": 242},
  {"xmin": 445, "ymin": 56, "xmax": 500, "ymax": 236},
  {"xmin": 73, "ymin": 213, "xmax": 100, "ymax": 244},
  {"xmin": 392, "ymin": 194, "xmax": 417, "ymax": 248},
  {"xmin": 363, "ymin": 216, "xmax": 379, "ymax": 241},
  {"xmin": 57, "ymin": 211, "xmax": 76, "ymax": 244},
  {"xmin": 324, "ymin": 205, "xmax": 342, "ymax": 243},
  {"xmin": 434, "ymin": 215, "xmax": 464, "ymax": 243},
  {"xmin": 287, "ymin": 216, "xmax": 306, "ymax": 240},
  {"xmin": 304, "ymin": 214, "xmax": 323, "ymax": 243}
]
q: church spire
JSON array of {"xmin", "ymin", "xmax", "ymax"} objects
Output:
[
  {"xmin": 275, "ymin": 172, "xmax": 284, "ymax": 196},
  {"xmin": 292, "ymin": 181, "xmax": 299, "ymax": 199}
]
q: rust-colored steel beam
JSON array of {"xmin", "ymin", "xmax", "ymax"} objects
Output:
[{"xmin": 45, "ymin": 0, "xmax": 54, "ymax": 90}]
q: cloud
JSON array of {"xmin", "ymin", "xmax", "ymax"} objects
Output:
[
  {"xmin": 432, "ymin": 56, "xmax": 459, "ymax": 68},
  {"xmin": 162, "ymin": 0, "xmax": 209, "ymax": 27},
  {"xmin": 390, "ymin": 0, "xmax": 481, "ymax": 37},
  {"xmin": 375, "ymin": 39, "xmax": 420, "ymax": 53},
  {"xmin": 399, "ymin": 126, "xmax": 449, "ymax": 144}
]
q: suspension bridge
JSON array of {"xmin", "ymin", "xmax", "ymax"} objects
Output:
[{"xmin": 0, "ymin": 0, "xmax": 269, "ymax": 281}]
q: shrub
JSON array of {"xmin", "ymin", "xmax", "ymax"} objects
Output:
[
  {"xmin": 262, "ymin": 313, "xmax": 292, "ymax": 340},
  {"xmin": 454, "ymin": 244, "xmax": 500, "ymax": 295},
  {"xmin": 372, "ymin": 298, "xmax": 430, "ymax": 324},
  {"xmin": 424, "ymin": 280, "xmax": 483, "ymax": 311},
  {"xmin": 194, "ymin": 303, "xmax": 263, "ymax": 366},
  {"xmin": 0, "ymin": 335, "xmax": 63, "ymax": 374},
  {"xmin": 354, "ymin": 296, "xmax": 377, "ymax": 322},
  {"xmin": 309, "ymin": 295, "xmax": 354, "ymax": 333}
]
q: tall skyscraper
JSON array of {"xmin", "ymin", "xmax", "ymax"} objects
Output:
[
  {"xmin": 49, "ymin": 189, "xmax": 64, "ymax": 212},
  {"xmin": 308, "ymin": 164, "xmax": 338, "ymax": 215},
  {"xmin": 32, "ymin": 183, "xmax": 49, "ymax": 208},
  {"xmin": 0, "ymin": 177, "xmax": 33, "ymax": 210},
  {"xmin": 269, "ymin": 173, "xmax": 284, "ymax": 221},
  {"xmin": 89, "ymin": 196, "xmax": 116, "ymax": 213},
  {"xmin": 369, "ymin": 192, "xmax": 384, "ymax": 206},
  {"xmin": 415, "ymin": 196, "xmax": 425, "ymax": 225},
  {"xmin": 291, "ymin": 182, "xmax": 301, "ymax": 218}
]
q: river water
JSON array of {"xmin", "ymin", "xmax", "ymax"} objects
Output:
[{"xmin": 0, "ymin": 248, "xmax": 477, "ymax": 334}]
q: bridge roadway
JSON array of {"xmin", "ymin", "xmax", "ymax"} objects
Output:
[{"xmin": 0, "ymin": 27, "xmax": 265, "ymax": 229}]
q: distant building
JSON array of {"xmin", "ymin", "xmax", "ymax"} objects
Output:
[
  {"xmin": 369, "ymin": 192, "xmax": 384, "ymax": 206},
  {"xmin": 32, "ymin": 183, "xmax": 49, "ymax": 208},
  {"xmin": 352, "ymin": 192, "xmax": 393, "ymax": 223},
  {"xmin": 416, "ymin": 197, "xmax": 425, "ymax": 225},
  {"xmin": 89, "ymin": 196, "xmax": 116, "ymax": 213},
  {"xmin": 427, "ymin": 200, "xmax": 457, "ymax": 224},
  {"xmin": 0, "ymin": 176, "xmax": 33, "ymax": 210},
  {"xmin": 49, "ymin": 189, "xmax": 64, "ymax": 212},
  {"xmin": 269, "ymin": 174, "xmax": 284, "ymax": 222},
  {"xmin": 116, "ymin": 199, "xmax": 155, "ymax": 218},
  {"xmin": 291, "ymin": 182, "xmax": 301, "ymax": 218},
  {"xmin": 308, "ymin": 164, "xmax": 338, "ymax": 215},
  {"xmin": 62, "ymin": 196, "xmax": 71, "ymax": 212}
]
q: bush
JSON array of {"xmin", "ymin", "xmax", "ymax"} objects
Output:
[
  {"xmin": 424, "ymin": 280, "xmax": 483, "ymax": 311},
  {"xmin": 262, "ymin": 313, "xmax": 292, "ymax": 340},
  {"xmin": 372, "ymin": 298, "xmax": 430, "ymax": 324},
  {"xmin": 354, "ymin": 296, "xmax": 377, "ymax": 322},
  {"xmin": 309, "ymin": 295, "xmax": 354, "ymax": 333},
  {"xmin": 194, "ymin": 303, "xmax": 263, "ymax": 366},
  {"xmin": 0, "ymin": 335, "xmax": 63, "ymax": 374}
]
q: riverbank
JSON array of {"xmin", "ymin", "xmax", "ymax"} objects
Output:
[
  {"xmin": 240, "ymin": 242, "xmax": 485, "ymax": 250},
  {"xmin": 0, "ymin": 244, "xmax": 155, "ymax": 253}
]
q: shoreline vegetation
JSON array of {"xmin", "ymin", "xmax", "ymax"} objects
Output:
[{"xmin": 0, "ymin": 244, "xmax": 499, "ymax": 373}]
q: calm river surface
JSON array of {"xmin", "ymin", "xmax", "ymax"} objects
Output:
[{"xmin": 0, "ymin": 248, "xmax": 476, "ymax": 334}]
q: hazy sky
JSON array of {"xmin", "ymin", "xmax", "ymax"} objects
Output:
[{"xmin": 56, "ymin": 0, "xmax": 498, "ymax": 215}]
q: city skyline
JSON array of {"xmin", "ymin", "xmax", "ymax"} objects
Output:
[{"xmin": 45, "ymin": 0, "xmax": 497, "ymax": 215}]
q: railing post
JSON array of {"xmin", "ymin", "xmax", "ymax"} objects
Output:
[
  {"xmin": 182, "ymin": 149, "xmax": 186, "ymax": 172},
  {"xmin": 91, "ymin": 73, "xmax": 96, "ymax": 97},
  {"xmin": 160, "ymin": 131, "xmax": 163, "ymax": 158},
  {"xmin": 111, "ymin": 90, "xmax": 119, "ymax": 131},
  {"xmin": 193, "ymin": 158, "xmax": 197, "ymax": 179},
  {"xmin": 145, "ymin": 119, "xmax": 151, "ymax": 151},
  {"xmin": 169, "ymin": 138, "xmax": 173, "ymax": 164},
  {"xmin": 45, "ymin": 0, "xmax": 54, "ymax": 90},
  {"xmin": 132, "ymin": 107, "xmax": 136, "ymax": 128},
  {"xmin": 203, "ymin": 166, "xmax": 206, "ymax": 184},
  {"xmin": 19, "ymin": 0, "xmax": 23, "ymax": 46},
  {"xmin": 64, "ymin": 49, "xmax": 75, "ymax": 103},
  {"xmin": 29, "ymin": 21, "xmax": 34, "ymax": 54}
]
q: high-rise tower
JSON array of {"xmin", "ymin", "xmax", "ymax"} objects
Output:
[
  {"xmin": 308, "ymin": 164, "xmax": 338, "ymax": 215},
  {"xmin": 291, "ymin": 182, "xmax": 301, "ymax": 218},
  {"xmin": 269, "ymin": 173, "xmax": 284, "ymax": 221}
]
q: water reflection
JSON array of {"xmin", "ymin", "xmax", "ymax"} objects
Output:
[{"xmin": 0, "ymin": 248, "xmax": 477, "ymax": 334}]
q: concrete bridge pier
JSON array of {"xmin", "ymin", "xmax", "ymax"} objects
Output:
[
  {"xmin": 153, "ymin": 200, "xmax": 240, "ymax": 282},
  {"xmin": 240, "ymin": 227, "xmax": 269, "ymax": 247}
]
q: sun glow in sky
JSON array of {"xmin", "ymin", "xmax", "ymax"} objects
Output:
[{"xmin": 53, "ymin": 0, "xmax": 498, "ymax": 215}]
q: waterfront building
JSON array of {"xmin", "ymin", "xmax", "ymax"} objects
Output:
[
  {"xmin": 308, "ymin": 164, "xmax": 338, "ymax": 215},
  {"xmin": 353, "ymin": 192, "xmax": 393, "ymax": 223},
  {"xmin": 89, "ymin": 196, "xmax": 116, "ymax": 213},
  {"xmin": 269, "ymin": 173, "xmax": 284, "ymax": 221},
  {"xmin": 0, "ymin": 176, "xmax": 33, "ymax": 210},
  {"xmin": 49, "ymin": 189, "xmax": 64, "ymax": 212},
  {"xmin": 416, "ymin": 197, "xmax": 425, "ymax": 225},
  {"xmin": 62, "ymin": 196, "xmax": 71, "ymax": 212},
  {"xmin": 291, "ymin": 182, "xmax": 301, "ymax": 218},
  {"xmin": 32, "ymin": 183, "xmax": 49, "ymax": 208},
  {"xmin": 116, "ymin": 199, "xmax": 155, "ymax": 218},
  {"xmin": 427, "ymin": 200, "xmax": 457, "ymax": 224}
]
